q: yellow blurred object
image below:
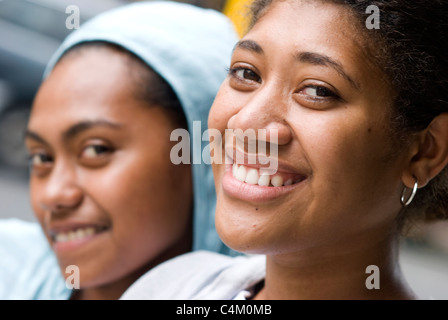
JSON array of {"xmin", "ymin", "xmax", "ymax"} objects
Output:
[{"xmin": 223, "ymin": 0, "xmax": 254, "ymax": 38}]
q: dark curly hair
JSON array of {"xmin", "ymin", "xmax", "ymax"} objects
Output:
[{"xmin": 249, "ymin": 0, "xmax": 448, "ymax": 230}]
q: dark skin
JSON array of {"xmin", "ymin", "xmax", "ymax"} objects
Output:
[
  {"xmin": 26, "ymin": 47, "xmax": 193, "ymax": 300},
  {"xmin": 209, "ymin": 0, "xmax": 448, "ymax": 299}
]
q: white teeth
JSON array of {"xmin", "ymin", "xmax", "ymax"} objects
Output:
[
  {"xmin": 68, "ymin": 231, "xmax": 76, "ymax": 241},
  {"xmin": 76, "ymin": 229, "xmax": 85, "ymax": 239},
  {"xmin": 235, "ymin": 165, "xmax": 247, "ymax": 182},
  {"xmin": 55, "ymin": 233, "xmax": 68, "ymax": 243},
  {"xmin": 245, "ymin": 169, "xmax": 259, "ymax": 185},
  {"xmin": 232, "ymin": 164, "xmax": 299, "ymax": 187},
  {"xmin": 54, "ymin": 227, "xmax": 97, "ymax": 243},
  {"xmin": 232, "ymin": 164, "xmax": 238, "ymax": 177},
  {"xmin": 271, "ymin": 175, "xmax": 284, "ymax": 187},
  {"xmin": 258, "ymin": 173, "xmax": 270, "ymax": 186}
]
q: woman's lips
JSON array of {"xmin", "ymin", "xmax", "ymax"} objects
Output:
[{"xmin": 221, "ymin": 163, "xmax": 307, "ymax": 203}]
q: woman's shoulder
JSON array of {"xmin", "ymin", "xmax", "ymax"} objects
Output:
[
  {"xmin": 0, "ymin": 218, "xmax": 70, "ymax": 299},
  {"xmin": 0, "ymin": 218, "xmax": 50, "ymax": 261},
  {"xmin": 120, "ymin": 250, "xmax": 266, "ymax": 300}
]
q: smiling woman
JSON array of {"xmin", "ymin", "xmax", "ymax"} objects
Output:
[
  {"xmin": 0, "ymin": 1, "xmax": 239, "ymax": 300},
  {"xmin": 26, "ymin": 43, "xmax": 195, "ymax": 300},
  {"xmin": 121, "ymin": 0, "xmax": 448, "ymax": 300}
]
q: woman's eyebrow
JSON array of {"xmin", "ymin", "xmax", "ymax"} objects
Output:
[
  {"xmin": 296, "ymin": 51, "xmax": 361, "ymax": 90},
  {"xmin": 24, "ymin": 130, "xmax": 48, "ymax": 145},
  {"xmin": 233, "ymin": 39, "xmax": 264, "ymax": 55},
  {"xmin": 62, "ymin": 120, "xmax": 122, "ymax": 142},
  {"xmin": 25, "ymin": 120, "xmax": 123, "ymax": 145}
]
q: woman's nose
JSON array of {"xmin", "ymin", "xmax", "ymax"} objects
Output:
[
  {"xmin": 39, "ymin": 161, "xmax": 83, "ymax": 213},
  {"xmin": 227, "ymin": 83, "xmax": 292, "ymax": 146}
]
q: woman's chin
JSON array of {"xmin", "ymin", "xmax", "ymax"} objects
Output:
[{"xmin": 215, "ymin": 216, "xmax": 268, "ymax": 255}]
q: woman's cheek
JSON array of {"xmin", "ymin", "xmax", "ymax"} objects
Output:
[{"xmin": 210, "ymin": 84, "xmax": 242, "ymax": 131}]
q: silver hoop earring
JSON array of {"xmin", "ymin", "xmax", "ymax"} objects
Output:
[{"xmin": 400, "ymin": 179, "xmax": 418, "ymax": 206}]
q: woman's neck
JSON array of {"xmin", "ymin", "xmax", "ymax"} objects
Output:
[{"xmin": 254, "ymin": 233, "xmax": 417, "ymax": 300}]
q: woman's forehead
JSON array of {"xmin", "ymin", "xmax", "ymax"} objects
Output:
[
  {"xmin": 48, "ymin": 48, "xmax": 136, "ymax": 98},
  {"xmin": 243, "ymin": 1, "xmax": 382, "ymax": 87}
]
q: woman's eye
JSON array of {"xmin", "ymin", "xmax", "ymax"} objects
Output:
[
  {"xmin": 29, "ymin": 153, "xmax": 53, "ymax": 167},
  {"xmin": 230, "ymin": 67, "xmax": 261, "ymax": 83},
  {"xmin": 300, "ymin": 86, "xmax": 337, "ymax": 98},
  {"xmin": 81, "ymin": 145, "xmax": 112, "ymax": 159},
  {"xmin": 28, "ymin": 153, "xmax": 53, "ymax": 175}
]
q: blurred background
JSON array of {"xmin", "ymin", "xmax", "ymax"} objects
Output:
[{"xmin": 0, "ymin": 0, "xmax": 447, "ymax": 299}]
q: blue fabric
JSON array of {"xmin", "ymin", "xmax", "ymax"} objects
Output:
[
  {"xmin": 0, "ymin": 1, "xmax": 239, "ymax": 300},
  {"xmin": 0, "ymin": 219, "xmax": 70, "ymax": 299}
]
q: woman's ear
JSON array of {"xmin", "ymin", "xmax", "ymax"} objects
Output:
[{"xmin": 402, "ymin": 113, "xmax": 448, "ymax": 188}]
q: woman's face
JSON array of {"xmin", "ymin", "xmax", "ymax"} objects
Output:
[
  {"xmin": 26, "ymin": 48, "xmax": 192, "ymax": 289},
  {"xmin": 209, "ymin": 0, "xmax": 408, "ymax": 256}
]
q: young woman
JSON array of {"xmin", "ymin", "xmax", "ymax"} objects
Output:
[
  {"xmin": 0, "ymin": 1, "xmax": 238, "ymax": 299},
  {"xmin": 121, "ymin": 0, "xmax": 448, "ymax": 300}
]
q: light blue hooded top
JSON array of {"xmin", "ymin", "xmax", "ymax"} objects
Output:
[{"xmin": 0, "ymin": 0, "xmax": 239, "ymax": 299}]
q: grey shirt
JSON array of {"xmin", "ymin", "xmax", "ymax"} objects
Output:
[{"xmin": 120, "ymin": 251, "xmax": 266, "ymax": 300}]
